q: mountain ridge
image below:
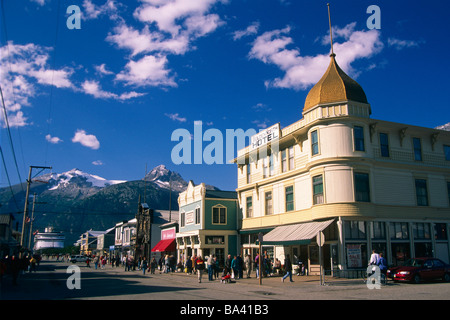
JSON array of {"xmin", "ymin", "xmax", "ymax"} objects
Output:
[{"xmin": 0, "ymin": 164, "xmax": 219, "ymax": 246}]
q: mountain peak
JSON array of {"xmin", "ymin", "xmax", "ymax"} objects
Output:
[
  {"xmin": 41, "ymin": 168, "xmax": 126, "ymax": 191},
  {"xmin": 143, "ymin": 164, "xmax": 187, "ymax": 192}
]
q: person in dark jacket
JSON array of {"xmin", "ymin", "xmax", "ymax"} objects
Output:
[
  {"xmin": 282, "ymin": 254, "xmax": 294, "ymax": 283},
  {"xmin": 195, "ymin": 256, "xmax": 205, "ymax": 283}
]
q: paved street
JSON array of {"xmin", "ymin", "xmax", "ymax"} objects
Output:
[{"xmin": 2, "ymin": 260, "xmax": 450, "ymax": 303}]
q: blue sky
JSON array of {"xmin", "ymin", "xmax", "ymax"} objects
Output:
[{"xmin": 1, "ymin": 0, "xmax": 449, "ymax": 192}]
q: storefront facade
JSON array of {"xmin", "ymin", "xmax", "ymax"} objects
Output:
[
  {"xmin": 177, "ymin": 181, "xmax": 239, "ymax": 268},
  {"xmin": 234, "ymin": 52, "xmax": 450, "ymax": 275}
]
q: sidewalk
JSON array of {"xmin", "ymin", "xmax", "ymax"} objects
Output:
[{"xmin": 150, "ymin": 267, "xmax": 365, "ymax": 288}]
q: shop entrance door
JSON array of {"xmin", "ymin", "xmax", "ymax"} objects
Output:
[
  {"xmin": 215, "ymin": 248, "xmax": 225, "ymax": 268},
  {"xmin": 308, "ymin": 244, "xmax": 331, "ymax": 275}
]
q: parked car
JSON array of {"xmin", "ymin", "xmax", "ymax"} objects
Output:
[
  {"xmin": 387, "ymin": 257, "xmax": 450, "ymax": 284},
  {"xmin": 70, "ymin": 255, "xmax": 88, "ymax": 263}
]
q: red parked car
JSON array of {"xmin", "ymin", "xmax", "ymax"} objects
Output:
[{"xmin": 387, "ymin": 258, "xmax": 450, "ymax": 284}]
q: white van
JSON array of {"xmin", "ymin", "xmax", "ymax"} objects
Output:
[{"xmin": 70, "ymin": 255, "xmax": 88, "ymax": 263}]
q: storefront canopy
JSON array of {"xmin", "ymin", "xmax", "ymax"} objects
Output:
[
  {"xmin": 262, "ymin": 219, "xmax": 335, "ymax": 245},
  {"xmin": 151, "ymin": 239, "xmax": 176, "ymax": 252}
]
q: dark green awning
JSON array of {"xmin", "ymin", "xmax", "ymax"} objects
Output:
[{"xmin": 239, "ymin": 228, "xmax": 274, "ymax": 235}]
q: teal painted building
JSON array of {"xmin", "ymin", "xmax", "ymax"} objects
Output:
[{"xmin": 176, "ymin": 181, "xmax": 240, "ymax": 267}]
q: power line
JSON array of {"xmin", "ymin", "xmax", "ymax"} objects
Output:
[
  {"xmin": 0, "ymin": 0, "xmax": 25, "ymax": 190},
  {"xmin": 0, "ymin": 83, "xmax": 24, "ymax": 191},
  {"xmin": 0, "ymin": 144, "xmax": 20, "ymax": 211},
  {"xmin": 44, "ymin": 0, "xmax": 62, "ymax": 166}
]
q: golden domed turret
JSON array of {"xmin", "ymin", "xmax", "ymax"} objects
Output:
[{"xmin": 303, "ymin": 53, "xmax": 369, "ymax": 114}]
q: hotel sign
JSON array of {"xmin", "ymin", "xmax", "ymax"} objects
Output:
[{"xmin": 250, "ymin": 123, "xmax": 280, "ymax": 150}]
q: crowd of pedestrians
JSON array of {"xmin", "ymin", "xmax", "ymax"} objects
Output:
[
  {"xmin": 0, "ymin": 254, "xmax": 41, "ymax": 286},
  {"xmin": 1, "ymin": 249, "xmax": 304, "ymax": 289}
]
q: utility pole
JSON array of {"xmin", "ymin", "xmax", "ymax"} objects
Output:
[
  {"xmin": 28, "ymin": 193, "xmax": 47, "ymax": 249},
  {"xmin": 20, "ymin": 166, "xmax": 52, "ymax": 255},
  {"xmin": 169, "ymin": 175, "xmax": 172, "ymax": 222}
]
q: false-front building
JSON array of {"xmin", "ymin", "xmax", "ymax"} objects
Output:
[
  {"xmin": 234, "ymin": 53, "xmax": 450, "ymax": 275},
  {"xmin": 176, "ymin": 181, "xmax": 239, "ymax": 267}
]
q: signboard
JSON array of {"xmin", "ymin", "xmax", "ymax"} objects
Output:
[
  {"xmin": 316, "ymin": 231, "xmax": 325, "ymax": 247},
  {"xmin": 185, "ymin": 211, "xmax": 194, "ymax": 225},
  {"xmin": 251, "ymin": 123, "xmax": 280, "ymax": 150},
  {"xmin": 161, "ymin": 227, "xmax": 176, "ymax": 240},
  {"xmin": 346, "ymin": 244, "xmax": 362, "ymax": 268}
]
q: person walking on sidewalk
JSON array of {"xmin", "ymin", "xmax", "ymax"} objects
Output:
[
  {"xmin": 282, "ymin": 254, "xmax": 293, "ymax": 283},
  {"xmin": 244, "ymin": 254, "xmax": 251, "ymax": 278},
  {"xmin": 195, "ymin": 256, "xmax": 205, "ymax": 283},
  {"xmin": 141, "ymin": 257, "xmax": 148, "ymax": 275},
  {"xmin": 207, "ymin": 254, "xmax": 214, "ymax": 281}
]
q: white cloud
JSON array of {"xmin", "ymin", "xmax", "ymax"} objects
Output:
[
  {"xmin": 30, "ymin": 0, "xmax": 47, "ymax": 5},
  {"xmin": 251, "ymin": 119, "xmax": 269, "ymax": 129},
  {"xmin": 248, "ymin": 24, "xmax": 383, "ymax": 90},
  {"xmin": 387, "ymin": 38, "xmax": 422, "ymax": 50},
  {"xmin": 107, "ymin": 24, "xmax": 190, "ymax": 56},
  {"xmin": 81, "ymin": 80, "xmax": 116, "ymax": 99},
  {"xmin": 116, "ymin": 55, "xmax": 177, "ymax": 87},
  {"xmin": 94, "ymin": 64, "xmax": 114, "ymax": 76},
  {"xmin": 92, "ymin": 160, "xmax": 104, "ymax": 166},
  {"xmin": 107, "ymin": 0, "xmax": 225, "ymax": 89},
  {"xmin": 165, "ymin": 113, "xmax": 187, "ymax": 122},
  {"xmin": 134, "ymin": 0, "xmax": 221, "ymax": 36},
  {"xmin": 233, "ymin": 22, "xmax": 260, "ymax": 40},
  {"xmin": 82, "ymin": 0, "xmax": 121, "ymax": 21},
  {"xmin": 72, "ymin": 129, "xmax": 100, "ymax": 150},
  {"xmin": 81, "ymin": 80, "xmax": 145, "ymax": 100},
  {"xmin": 252, "ymin": 103, "xmax": 271, "ymax": 112},
  {"xmin": 45, "ymin": 134, "xmax": 63, "ymax": 144},
  {"xmin": 2, "ymin": 111, "xmax": 28, "ymax": 128},
  {"xmin": 0, "ymin": 42, "xmax": 74, "ymax": 127}
]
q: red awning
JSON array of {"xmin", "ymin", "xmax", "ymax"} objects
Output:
[{"xmin": 151, "ymin": 239, "xmax": 176, "ymax": 252}]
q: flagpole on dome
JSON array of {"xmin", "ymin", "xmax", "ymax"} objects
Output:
[{"xmin": 327, "ymin": 3, "xmax": 335, "ymax": 57}]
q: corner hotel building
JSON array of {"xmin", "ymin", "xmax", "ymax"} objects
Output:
[{"xmin": 234, "ymin": 51, "xmax": 450, "ymax": 275}]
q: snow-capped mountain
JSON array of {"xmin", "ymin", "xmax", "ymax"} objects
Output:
[
  {"xmin": 43, "ymin": 168, "xmax": 126, "ymax": 191},
  {"xmin": 143, "ymin": 164, "xmax": 187, "ymax": 192},
  {"xmin": 435, "ymin": 122, "xmax": 450, "ymax": 131},
  {"xmin": 0, "ymin": 164, "xmax": 219, "ymax": 246}
]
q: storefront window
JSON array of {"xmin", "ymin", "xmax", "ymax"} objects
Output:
[
  {"xmin": 371, "ymin": 243, "xmax": 387, "ymax": 259},
  {"xmin": 390, "ymin": 222, "xmax": 409, "ymax": 240},
  {"xmin": 435, "ymin": 223, "xmax": 448, "ymax": 240},
  {"xmin": 371, "ymin": 222, "xmax": 386, "ymax": 240},
  {"xmin": 413, "ymin": 223, "xmax": 431, "ymax": 240},
  {"xmin": 414, "ymin": 242, "xmax": 432, "ymax": 258},
  {"xmin": 344, "ymin": 221, "xmax": 366, "ymax": 240},
  {"xmin": 346, "ymin": 243, "xmax": 367, "ymax": 268},
  {"xmin": 205, "ymin": 236, "xmax": 224, "ymax": 245},
  {"xmin": 391, "ymin": 243, "xmax": 410, "ymax": 266}
]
